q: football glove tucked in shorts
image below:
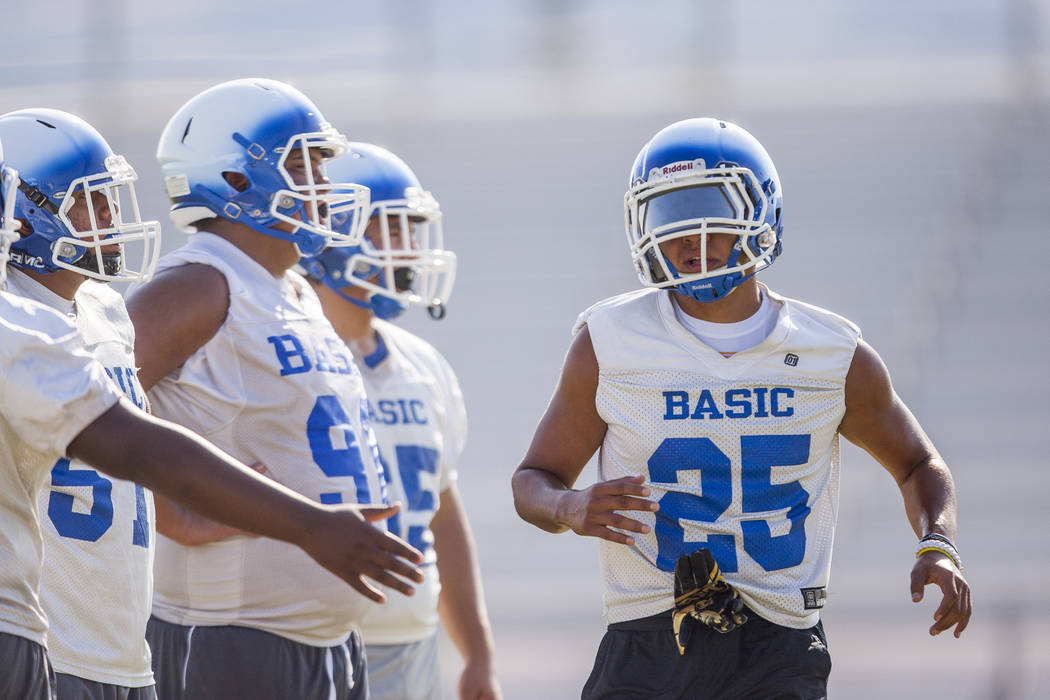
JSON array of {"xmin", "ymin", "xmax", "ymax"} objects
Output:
[{"xmin": 671, "ymin": 548, "xmax": 748, "ymax": 654}]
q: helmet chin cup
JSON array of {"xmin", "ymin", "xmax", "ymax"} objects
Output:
[
  {"xmin": 371, "ymin": 294, "xmax": 406, "ymax": 320},
  {"xmin": 292, "ymin": 230, "xmax": 327, "ymax": 257}
]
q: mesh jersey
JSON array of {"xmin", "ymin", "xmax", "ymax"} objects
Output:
[
  {"xmin": 137, "ymin": 233, "xmax": 387, "ymax": 646},
  {"xmin": 354, "ymin": 321, "xmax": 466, "ymax": 645},
  {"xmin": 579, "ymin": 287, "xmax": 859, "ymax": 629},
  {"xmin": 5, "ymin": 272, "xmax": 155, "ymax": 686},
  {"xmin": 0, "ymin": 291, "xmax": 122, "ymax": 648}
]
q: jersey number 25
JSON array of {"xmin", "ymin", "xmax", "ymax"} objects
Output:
[{"xmin": 649, "ymin": 434, "xmax": 811, "ymax": 573}]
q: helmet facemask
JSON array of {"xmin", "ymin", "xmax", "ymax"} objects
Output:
[
  {"xmin": 626, "ymin": 160, "xmax": 779, "ymax": 303},
  {"xmin": 266, "ymin": 128, "xmax": 370, "ymax": 251},
  {"xmin": 0, "ymin": 159, "xmax": 19, "ymax": 284},
  {"xmin": 319, "ymin": 187, "xmax": 456, "ymax": 319},
  {"xmin": 19, "ymin": 153, "xmax": 160, "ymax": 283}
]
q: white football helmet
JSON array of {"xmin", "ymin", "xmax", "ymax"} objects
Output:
[
  {"xmin": 625, "ymin": 118, "xmax": 783, "ymax": 302},
  {"xmin": 156, "ymin": 78, "xmax": 370, "ymax": 256},
  {"xmin": 0, "ymin": 108, "xmax": 161, "ymax": 283},
  {"xmin": 300, "ymin": 143, "xmax": 455, "ymax": 320}
]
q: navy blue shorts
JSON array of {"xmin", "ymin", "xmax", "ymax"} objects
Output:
[{"xmin": 582, "ymin": 608, "xmax": 831, "ymax": 699}]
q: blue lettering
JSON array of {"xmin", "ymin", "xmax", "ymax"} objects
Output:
[
  {"xmin": 753, "ymin": 387, "xmax": 770, "ymax": 418},
  {"xmin": 770, "ymin": 388, "xmax": 794, "ymax": 417},
  {"xmin": 725, "ymin": 388, "xmax": 752, "ymax": 418},
  {"xmin": 409, "ymin": 400, "xmax": 427, "ymax": 425},
  {"xmin": 268, "ymin": 334, "xmax": 312, "ymax": 376},
  {"xmin": 663, "ymin": 391, "xmax": 690, "ymax": 420},
  {"xmin": 105, "ymin": 366, "xmax": 145, "ymax": 409},
  {"xmin": 313, "ymin": 337, "xmax": 334, "ymax": 373},
  {"xmin": 690, "ymin": 389, "xmax": 724, "ymax": 420},
  {"xmin": 378, "ymin": 400, "xmax": 399, "ymax": 425},
  {"xmin": 661, "ymin": 386, "xmax": 795, "ymax": 421}
]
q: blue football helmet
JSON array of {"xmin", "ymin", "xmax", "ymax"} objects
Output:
[
  {"xmin": 299, "ymin": 143, "xmax": 455, "ymax": 320},
  {"xmin": 0, "ymin": 108, "xmax": 161, "ymax": 283},
  {"xmin": 156, "ymin": 78, "xmax": 370, "ymax": 256},
  {"xmin": 624, "ymin": 118, "xmax": 783, "ymax": 302},
  {"xmin": 0, "ymin": 136, "xmax": 19, "ymax": 284}
]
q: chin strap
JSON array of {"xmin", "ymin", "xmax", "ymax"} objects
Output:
[{"xmin": 17, "ymin": 180, "xmax": 60, "ymax": 216}]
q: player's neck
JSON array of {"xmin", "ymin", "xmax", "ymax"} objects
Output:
[
  {"xmin": 17, "ymin": 266, "xmax": 85, "ymax": 301},
  {"xmin": 315, "ymin": 283, "xmax": 378, "ymax": 355},
  {"xmin": 672, "ymin": 278, "xmax": 763, "ymax": 323},
  {"xmin": 205, "ymin": 220, "xmax": 300, "ymax": 276}
]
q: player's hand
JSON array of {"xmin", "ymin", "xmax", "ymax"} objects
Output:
[
  {"xmin": 556, "ymin": 475, "xmax": 659, "ymax": 545},
  {"xmin": 672, "ymin": 548, "xmax": 747, "ymax": 654},
  {"xmin": 910, "ymin": 551, "xmax": 971, "ymax": 638},
  {"xmin": 458, "ymin": 657, "xmax": 502, "ymax": 700},
  {"xmin": 301, "ymin": 502, "xmax": 425, "ymax": 603}
]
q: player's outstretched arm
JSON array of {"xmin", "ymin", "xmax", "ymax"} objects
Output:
[
  {"xmin": 67, "ymin": 398, "xmax": 425, "ymax": 602},
  {"xmin": 511, "ymin": 326, "xmax": 659, "ymax": 545},
  {"xmin": 432, "ymin": 484, "xmax": 502, "ymax": 700},
  {"xmin": 151, "ymin": 462, "xmax": 267, "ymax": 545},
  {"xmin": 839, "ymin": 339, "xmax": 972, "ymax": 638}
]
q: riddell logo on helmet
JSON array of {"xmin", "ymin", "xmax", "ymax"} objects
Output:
[
  {"xmin": 662, "ymin": 162, "xmax": 694, "ymax": 175},
  {"xmin": 9, "ymin": 251, "xmax": 45, "ymax": 269}
]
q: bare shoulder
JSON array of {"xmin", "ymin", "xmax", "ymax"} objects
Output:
[
  {"xmin": 127, "ymin": 263, "xmax": 231, "ymax": 390},
  {"xmin": 128, "ymin": 262, "xmax": 229, "ymax": 315},
  {"xmin": 844, "ymin": 338, "xmax": 892, "ymax": 402},
  {"xmin": 840, "ymin": 339, "xmax": 893, "ymax": 441},
  {"xmin": 563, "ymin": 324, "xmax": 599, "ymax": 383}
]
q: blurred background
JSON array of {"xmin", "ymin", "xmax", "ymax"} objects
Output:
[{"xmin": 3, "ymin": 1, "xmax": 1049, "ymax": 697}]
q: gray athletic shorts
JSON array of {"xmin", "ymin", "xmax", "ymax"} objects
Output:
[
  {"xmin": 0, "ymin": 632, "xmax": 55, "ymax": 699},
  {"xmin": 582, "ymin": 608, "xmax": 831, "ymax": 699},
  {"xmin": 364, "ymin": 634, "xmax": 441, "ymax": 700},
  {"xmin": 54, "ymin": 674, "xmax": 157, "ymax": 700},
  {"xmin": 146, "ymin": 616, "xmax": 367, "ymax": 700}
]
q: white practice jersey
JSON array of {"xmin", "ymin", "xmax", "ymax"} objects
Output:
[
  {"xmin": 0, "ymin": 290, "xmax": 122, "ymax": 648},
  {"xmin": 579, "ymin": 287, "xmax": 859, "ymax": 629},
  {"xmin": 137, "ymin": 233, "xmax": 387, "ymax": 646},
  {"xmin": 5, "ymin": 272, "xmax": 155, "ymax": 686},
  {"xmin": 354, "ymin": 321, "xmax": 466, "ymax": 645}
]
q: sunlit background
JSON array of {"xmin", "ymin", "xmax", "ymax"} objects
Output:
[{"xmin": 4, "ymin": 1, "xmax": 1049, "ymax": 697}]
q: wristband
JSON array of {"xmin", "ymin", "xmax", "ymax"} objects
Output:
[{"xmin": 915, "ymin": 534, "xmax": 962, "ymax": 570}]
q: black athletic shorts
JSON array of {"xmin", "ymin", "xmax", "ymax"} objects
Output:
[
  {"xmin": 54, "ymin": 674, "xmax": 157, "ymax": 700},
  {"xmin": 146, "ymin": 617, "xmax": 367, "ymax": 700},
  {"xmin": 0, "ymin": 632, "xmax": 55, "ymax": 700},
  {"xmin": 582, "ymin": 608, "xmax": 831, "ymax": 699}
]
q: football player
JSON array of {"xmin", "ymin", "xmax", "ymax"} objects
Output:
[
  {"xmin": 0, "ymin": 107, "xmax": 161, "ymax": 699},
  {"xmin": 0, "ymin": 135, "xmax": 423, "ymax": 700},
  {"xmin": 511, "ymin": 118, "xmax": 971, "ymax": 698},
  {"xmin": 126, "ymin": 79, "xmax": 418, "ymax": 699},
  {"xmin": 301, "ymin": 143, "xmax": 501, "ymax": 700}
]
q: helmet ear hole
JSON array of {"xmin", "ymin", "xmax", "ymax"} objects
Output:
[{"xmin": 222, "ymin": 171, "xmax": 250, "ymax": 192}]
